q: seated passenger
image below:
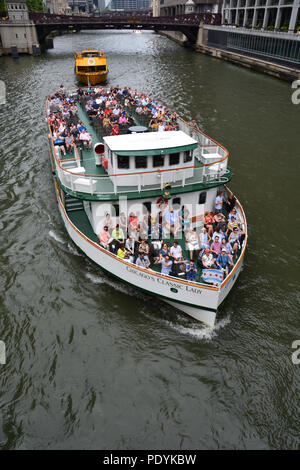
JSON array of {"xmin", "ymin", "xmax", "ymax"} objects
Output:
[
  {"xmin": 199, "ymin": 227, "xmax": 211, "ymax": 249},
  {"xmin": 213, "ymin": 211, "xmax": 226, "ymax": 227},
  {"xmin": 65, "ymin": 132, "xmax": 74, "ymax": 153},
  {"xmin": 158, "ymin": 242, "xmax": 170, "ymax": 262},
  {"xmin": 135, "ymin": 252, "xmax": 150, "ymax": 269},
  {"xmin": 228, "ymin": 207, "xmax": 238, "ymax": 222},
  {"xmin": 186, "ymin": 261, "xmax": 197, "ymax": 281},
  {"xmin": 158, "ymin": 255, "xmax": 173, "ymax": 276},
  {"xmin": 201, "ymin": 248, "xmax": 216, "ymax": 269},
  {"xmin": 228, "ymin": 227, "xmax": 244, "ymax": 249},
  {"xmin": 226, "ymin": 216, "xmax": 240, "ymax": 236},
  {"xmin": 221, "ymin": 238, "xmax": 234, "ymax": 262},
  {"xmin": 138, "ymin": 239, "xmax": 150, "ymax": 256},
  {"xmin": 125, "ymin": 235, "xmax": 135, "ymax": 263},
  {"xmin": 185, "ymin": 227, "xmax": 199, "ymax": 261},
  {"xmin": 110, "ymin": 224, "xmax": 125, "ymax": 253},
  {"xmin": 204, "ymin": 211, "xmax": 214, "ymax": 236},
  {"xmin": 216, "ymin": 248, "xmax": 234, "ymax": 278},
  {"xmin": 212, "ymin": 227, "xmax": 225, "ymax": 243},
  {"xmin": 117, "ymin": 245, "xmax": 128, "ymax": 259},
  {"xmin": 170, "ymin": 241, "xmax": 182, "ymax": 262},
  {"xmin": 99, "ymin": 225, "xmax": 111, "ymax": 250},
  {"xmin": 210, "ymin": 236, "xmax": 222, "ymax": 258},
  {"xmin": 79, "ymin": 129, "xmax": 92, "ymax": 150}
]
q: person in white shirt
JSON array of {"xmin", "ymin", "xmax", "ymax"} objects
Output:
[
  {"xmin": 215, "ymin": 191, "xmax": 223, "ymax": 212},
  {"xmin": 79, "ymin": 129, "xmax": 92, "ymax": 150},
  {"xmin": 170, "ymin": 241, "xmax": 182, "ymax": 261}
]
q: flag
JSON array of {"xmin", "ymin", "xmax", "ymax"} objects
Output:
[{"xmin": 202, "ymin": 269, "xmax": 223, "ymax": 285}]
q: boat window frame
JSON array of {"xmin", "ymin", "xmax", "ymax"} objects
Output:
[
  {"xmin": 117, "ymin": 155, "xmax": 130, "ymax": 170},
  {"xmin": 153, "ymin": 155, "xmax": 165, "ymax": 168},
  {"xmin": 135, "ymin": 156, "xmax": 148, "ymax": 169},
  {"xmin": 169, "ymin": 152, "xmax": 180, "ymax": 166}
]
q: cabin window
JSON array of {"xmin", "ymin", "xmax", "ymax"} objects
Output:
[
  {"xmin": 153, "ymin": 155, "xmax": 164, "ymax": 167},
  {"xmin": 169, "ymin": 153, "xmax": 180, "ymax": 166},
  {"xmin": 117, "ymin": 155, "xmax": 129, "ymax": 169},
  {"xmin": 184, "ymin": 150, "xmax": 193, "ymax": 163},
  {"xmin": 135, "ymin": 156, "xmax": 147, "ymax": 169},
  {"xmin": 77, "ymin": 66, "xmax": 106, "ymax": 73},
  {"xmin": 199, "ymin": 192, "xmax": 207, "ymax": 204},
  {"xmin": 172, "ymin": 197, "xmax": 181, "ymax": 207}
]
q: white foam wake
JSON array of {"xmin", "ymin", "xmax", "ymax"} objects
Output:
[{"xmin": 48, "ymin": 230, "xmax": 65, "ymax": 244}]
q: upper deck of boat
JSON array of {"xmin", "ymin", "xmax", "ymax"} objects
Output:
[{"xmin": 48, "ymin": 87, "xmax": 232, "ymax": 200}]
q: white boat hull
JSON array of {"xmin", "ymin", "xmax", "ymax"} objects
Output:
[{"xmin": 56, "ymin": 189, "xmax": 245, "ymax": 328}]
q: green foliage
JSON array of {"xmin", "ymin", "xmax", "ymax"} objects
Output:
[
  {"xmin": 0, "ymin": 0, "xmax": 7, "ymax": 12},
  {"xmin": 26, "ymin": 0, "xmax": 43, "ymax": 12}
]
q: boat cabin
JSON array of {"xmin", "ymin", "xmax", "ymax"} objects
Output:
[{"xmin": 102, "ymin": 131, "xmax": 198, "ymax": 186}]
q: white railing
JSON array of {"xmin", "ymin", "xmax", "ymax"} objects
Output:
[{"xmin": 48, "ymin": 88, "xmax": 230, "ymax": 196}]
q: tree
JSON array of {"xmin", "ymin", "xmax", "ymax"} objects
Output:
[
  {"xmin": 26, "ymin": 0, "xmax": 44, "ymax": 12},
  {"xmin": 0, "ymin": 0, "xmax": 7, "ymax": 13}
]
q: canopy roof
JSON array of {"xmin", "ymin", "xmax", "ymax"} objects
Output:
[{"xmin": 104, "ymin": 131, "xmax": 198, "ymax": 157}]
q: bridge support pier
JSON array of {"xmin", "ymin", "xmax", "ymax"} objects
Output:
[{"xmin": 0, "ymin": 23, "xmax": 40, "ymax": 56}]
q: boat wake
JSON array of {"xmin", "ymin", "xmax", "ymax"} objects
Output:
[
  {"xmin": 48, "ymin": 230, "xmax": 65, "ymax": 244},
  {"xmin": 85, "ymin": 272, "xmax": 131, "ymax": 296},
  {"xmin": 165, "ymin": 315, "xmax": 231, "ymax": 341}
]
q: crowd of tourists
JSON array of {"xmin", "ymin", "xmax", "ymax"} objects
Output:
[{"xmin": 98, "ymin": 190, "xmax": 245, "ymax": 283}]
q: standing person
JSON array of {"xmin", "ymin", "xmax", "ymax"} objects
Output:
[
  {"xmin": 189, "ymin": 119, "xmax": 198, "ymax": 139},
  {"xmin": 215, "ymin": 191, "xmax": 224, "ymax": 213}
]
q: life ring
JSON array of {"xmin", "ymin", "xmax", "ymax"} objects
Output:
[{"xmin": 88, "ymin": 58, "xmax": 95, "ymax": 65}]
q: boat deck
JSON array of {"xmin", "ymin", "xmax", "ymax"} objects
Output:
[{"xmin": 66, "ymin": 205, "xmax": 241, "ymax": 286}]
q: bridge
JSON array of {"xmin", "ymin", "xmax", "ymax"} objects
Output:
[{"xmin": 28, "ymin": 12, "xmax": 221, "ymax": 46}]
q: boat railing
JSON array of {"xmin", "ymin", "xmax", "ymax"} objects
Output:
[
  {"xmin": 53, "ymin": 147, "xmax": 231, "ymax": 196},
  {"xmin": 47, "ymin": 91, "xmax": 230, "ymax": 195}
]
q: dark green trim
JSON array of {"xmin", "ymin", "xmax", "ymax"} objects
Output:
[{"xmin": 114, "ymin": 143, "xmax": 198, "ymax": 157}]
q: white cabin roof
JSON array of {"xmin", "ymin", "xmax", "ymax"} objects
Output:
[{"xmin": 103, "ymin": 131, "xmax": 197, "ymax": 155}]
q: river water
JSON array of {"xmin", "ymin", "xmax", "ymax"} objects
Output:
[{"xmin": 0, "ymin": 30, "xmax": 299, "ymax": 450}]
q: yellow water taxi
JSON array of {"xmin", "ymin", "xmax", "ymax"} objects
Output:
[{"xmin": 74, "ymin": 50, "xmax": 108, "ymax": 85}]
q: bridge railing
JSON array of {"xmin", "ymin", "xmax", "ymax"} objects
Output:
[{"xmin": 30, "ymin": 12, "xmax": 221, "ymax": 26}]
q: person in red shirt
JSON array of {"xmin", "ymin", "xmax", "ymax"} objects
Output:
[{"xmin": 111, "ymin": 124, "xmax": 119, "ymax": 136}]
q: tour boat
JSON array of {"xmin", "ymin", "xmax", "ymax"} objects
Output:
[
  {"xmin": 74, "ymin": 50, "xmax": 108, "ymax": 85},
  {"xmin": 47, "ymin": 86, "xmax": 247, "ymax": 327}
]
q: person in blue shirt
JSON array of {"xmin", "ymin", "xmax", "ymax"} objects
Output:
[
  {"xmin": 159, "ymin": 255, "xmax": 173, "ymax": 276},
  {"xmin": 186, "ymin": 261, "xmax": 197, "ymax": 281},
  {"xmin": 216, "ymin": 249, "xmax": 234, "ymax": 277}
]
